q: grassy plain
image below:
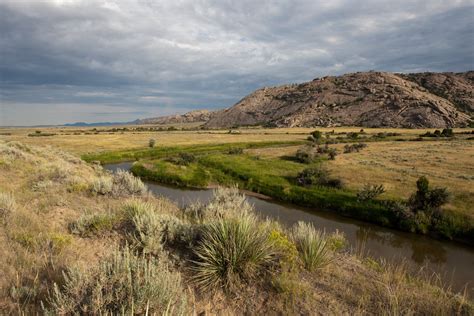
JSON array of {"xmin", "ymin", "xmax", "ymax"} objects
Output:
[
  {"xmin": 1, "ymin": 124, "xmax": 467, "ymax": 154},
  {"xmin": 1, "ymin": 125, "xmax": 473, "ymax": 238}
]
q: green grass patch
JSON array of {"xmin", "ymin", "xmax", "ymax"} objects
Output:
[{"xmin": 82, "ymin": 141, "xmax": 305, "ymax": 164}]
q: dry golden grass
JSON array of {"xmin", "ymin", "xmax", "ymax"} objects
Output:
[
  {"xmin": 248, "ymin": 139, "xmax": 474, "ymax": 217},
  {"xmin": 1, "ymin": 124, "xmax": 470, "ymax": 154}
]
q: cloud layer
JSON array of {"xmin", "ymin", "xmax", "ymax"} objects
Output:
[{"xmin": 1, "ymin": 0, "xmax": 473, "ymax": 125}]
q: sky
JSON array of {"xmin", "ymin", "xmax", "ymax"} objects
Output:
[{"xmin": 0, "ymin": 0, "xmax": 473, "ymax": 126}]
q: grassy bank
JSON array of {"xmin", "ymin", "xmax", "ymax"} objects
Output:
[
  {"xmin": 0, "ymin": 140, "xmax": 471, "ymax": 314},
  {"xmin": 82, "ymin": 140, "xmax": 305, "ymax": 164}
]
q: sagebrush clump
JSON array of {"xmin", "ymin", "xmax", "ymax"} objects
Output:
[
  {"xmin": 47, "ymin": 247, "xmax": 188, "ymax": 315},
  {"xmin": 90, "ymin": 169, "xmax": 147, "ymax": 196},
  {"xmin": 184, "ymin": 187, "xmax": 253, "ymax": 222}
]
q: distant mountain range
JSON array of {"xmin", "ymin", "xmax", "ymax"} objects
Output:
[
  {"xmin": 138, "ymin": 71, "xmax": 473, "ymax": 128},
  {"xmin": 62, "ymin": 121, "xmax": 137, "ymax": 127}
]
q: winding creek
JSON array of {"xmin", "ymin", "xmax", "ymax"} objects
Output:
[{"xmin": 105, "ymin": 162, "xmax": 474, "ymax": 296}]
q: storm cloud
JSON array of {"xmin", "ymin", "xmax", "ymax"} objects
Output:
[{"xmin": 1, "ymin": 0, "xmax": 473, "ymax": 125}]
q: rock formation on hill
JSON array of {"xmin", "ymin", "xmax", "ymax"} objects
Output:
[
  {"xmin": 136, "ymin": 109, "xmax": 212, "ymax": 125},
  {"xmin": 140, "ymin": 71, "xmax": 473, "ymax": 128}
]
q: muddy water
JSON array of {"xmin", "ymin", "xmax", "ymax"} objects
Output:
[{"xmin": 105, "ymin": 162, "xmax": 474, "ymax": 296}]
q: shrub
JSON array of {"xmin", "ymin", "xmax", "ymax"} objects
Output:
[
  {"xmin": 290, "ymin": 222, "xmax": 332, "ymax": 271},
  {"xmin": 46, "ymin": 247, "xmax": 187, "ymax": 315},
  {"xmin": 148, "ymin": 138, "xmax": 156, "ymax": 148},
  {"xmin": 420, "ymin": 128, "xmax": 454, "ymax": 138},
  {"xmin": 343, "ymin": 142, "xmax": 367, "ymax": 153},
  {"xmin": 228, "ymin": 147, "xmax": 244, "ymax": 155},
  {"xmin": 112, "ymin": 169, "xmax": 147, "ymax": 196},
  {"xmin": 310, "ymin": 130, "xmax": 322, "ymax": 142},
  {"xmin": 408, "ymin": 176, "xmax": 449, "ymax": 215},
  {"xmin": 296, "ymin": 166, "xmax": 343, "ymax": 189},
  {"xmin": 131, "ymin": 211, "xmax": 185, "ymax": 255},
  {"xmin": 69, "ymin": 212, "xmax": 118, "ymax": 237},
  {"xmin": 357, "ymin": 184, "xmax": 385, "ymax": 202},
  {"xmin": 327, "ymin": 148, "xmax": 337, "ymax": 160},
  {"xmin": 184, "ymin": 187, "xmax": 253, "ymax": 223},
  {"xmin": 268, "ymin": 228, "xmax": 299, "ymax": 271},
  {"xmin": 295, "ymin": 146, "xmax": 317, "ymax": 163},
  {"xmin": 192, "ymin": 213, "xmax": 276, "ymax": 291},
  {"xmin": 91, "ymin": 176, "xmax": 113, "ymax": 195},
  {"xmin": 0, "ymin": 191, "xmax": 16, "ymax": 219},
  {"xmin": 347, "ymin": 132, "xmax": 359, "ymax": 139},
  {"xmin": 167, "ymin": 152, "xmax": 196, "ymax": 165}
]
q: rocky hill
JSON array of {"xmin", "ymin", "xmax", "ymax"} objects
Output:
[
  {"xmin": 204, "ymin": 71, "xmax": 472, "ymax": 128},
  {"xmin": 137, "ymin": 109, "xmax": 212, "ymax": 125},
  {"xmin": 139, "ymin": 71, "xmax": 473, "ymax": 128}
]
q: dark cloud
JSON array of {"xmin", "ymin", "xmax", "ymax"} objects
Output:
[{"xmin": 1, "ymin": 0, "xmax": 473, "ymax": 125}]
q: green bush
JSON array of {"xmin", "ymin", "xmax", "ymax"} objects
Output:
[
  {"xmin": 227, "ymin": 147, "xmax": 244, "ymax": 155},
  {"xmin": 46, "ymin": 247, "xmax": 187, "ymax": 314},
  {"xmin": 290, "ymin": 222, "xmax": 332, "ymax": 271},
  {"xmin": 167, "ymin": 152, "xmax": 196, "ymax": 166},
  {"xmin": 192, "ymin": 213, "xmax": 276, "ymax": 290},
  {"xmin": 69, "ymin": 212, "xmax": 118, "ymax": 237},
  {"xmin": 408, "ymin": 176, "xmax": 449, "ymax": 215},
  {"xmin": 357, "ymin": 184, "xmax": 385, "ymax": 202},
  {"xmin": 148, "ymin": 138, "xmax": 156, "ymax": 148},
  {"xmin": 295, "ymin": 146, "xmax": 316, "ymax": 163},
  {"xmin": 343, "ymin": 142, "xmax": 367, "ymax": 153},
  {"xmin": 310, "ymin": 130, "xmax": 322, "ymax": 142},
  {"xmin": 296, "ymin": 166, "xmax": 343, "ymax": 189}
]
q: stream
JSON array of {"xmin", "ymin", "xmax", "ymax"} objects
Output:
[{"xmin": 105, "ymin": 162, "xmax": 474, "ymax": 296}]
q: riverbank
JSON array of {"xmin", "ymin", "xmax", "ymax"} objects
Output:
[{"xmin": 128, "ymin": 149, "xmax": 474, "ymax": 246}]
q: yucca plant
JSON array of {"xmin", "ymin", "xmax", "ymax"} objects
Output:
[
  {"xmin": 192, "ymin": 213, "xmax": 275, "ymax": 291},
  {"xmin": 290, "ymin": 221, "xmax": 332, "ymax": 271}
]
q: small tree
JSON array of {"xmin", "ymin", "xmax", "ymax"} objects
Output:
[
  {"xmin": 311, "ymin": 130, "xmax": 322, "ymax": 142},
  {"xmin": 148, "ymin": 138, "xmax": 156, "ymax": 148},
  {"xmin": 408, "ymin": 176, "xmax": 449, "ymax": 215}
]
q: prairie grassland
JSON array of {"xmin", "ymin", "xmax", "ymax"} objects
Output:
[
  {"xmin": 248, "ymin": 139, "xmax": 474, "ymax": 218},
  {"xmin": 0, "ymin": 140, "xmax": 471, "ymax": 314},
  {"xmin": 1, "ymin": 124, "xmax": 471, "ymax": 154}
]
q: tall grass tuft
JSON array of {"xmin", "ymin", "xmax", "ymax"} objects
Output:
[
  {"xmin": 290, "ymin": 221, "xmax": 332, "ymax": 271},
  {"xmin": 46, "ymin": 247, "xmax": 188, "ymax": 315},
  {"xmin": 0, "ymin": 191, "xmax": 16, "ymax": 220},
  {"xmin": 192, "ymin": 213, "xmax": 275, "ymax": 291}
]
